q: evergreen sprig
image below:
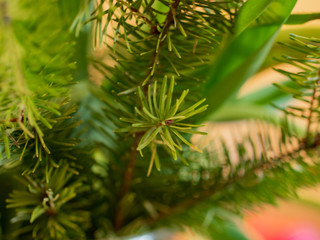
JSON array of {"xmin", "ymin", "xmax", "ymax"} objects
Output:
[
  {"xmin": 0, "ymin": 0, "xmax": 76, "ymax": 159},
  {"xmin": 273, "ymin": 34, "xmax": 320, "ymax": 146},
  {"xmin": 6, "ymin": 162, "xmax": 89, "ymax": 240},
  {"xmin": 89, "ymin": 0, "xmax": 239, "ymax": 174},
  {"xmin": 0, "ymin": 1, "xmax": 93, "ymax": 239},
  {"xmin": 119, "ymin": 76, "xmax": 207, "ymax": 173},
  {"xmin": 83, "ymin": 0, "xmax": 243, "ymax": 233}
]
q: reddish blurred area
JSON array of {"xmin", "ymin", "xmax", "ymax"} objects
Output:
[{"xmin": 243, "ymin": 190, "xmax": 320, "ymax": 240}]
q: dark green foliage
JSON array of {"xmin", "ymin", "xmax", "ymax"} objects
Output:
[
  {"xmin": 6, "ymin": 163, "xmax": 89, "ymax": 240},
  {"xmin": 0, "ymin": 0, "xmax": 77, "ymax": 158},
  {"xmin": 1, "ymin": 0, "xmax": 320, "ymax": 239},
  {"xmin": 0, "ymin": 0, "xmax": 93, "ymax": 239}
]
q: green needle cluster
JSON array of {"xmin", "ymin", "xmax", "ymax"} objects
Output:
[{"xmin": 120, "ymin": 76, "xmax": 207, "ymax": 174}]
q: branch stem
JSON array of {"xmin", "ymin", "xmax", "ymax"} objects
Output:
[
  {"xmin": 113, "ymin": 134, "xmax": 140, "ymax": 231},
  {"xmin": 113, "ymin": 1, "xmax": 182, "ymax": 231},
  {"xmin": 143, "ymin": 0, "xmax": 181, "ymax": 92},
  {"xmin": 305, "ymin": 79, "xmax": 319, "ymax": 145}
]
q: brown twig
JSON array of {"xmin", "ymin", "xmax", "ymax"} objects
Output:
[
  {"xmin": 113, "ymin": 134, "xmax": 140, "ymax": 231},
  {"xmin": 305, "ymin": 73, "xmax": 320, "ymax": 145},
  {"xmin": 143, "ymin": 0, "xmax": 181, "ymax": 93},
  {"xmin": 113, "ymin": 0, "xmax": 182, "ymax": 231},
  {"xmin": 118, "ymin": 0, "xmax": 154, "ymax": 26}
]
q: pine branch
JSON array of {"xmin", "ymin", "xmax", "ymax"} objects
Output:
[
  {"xmin": 0, "ymin": 1, "xmax": 94, "ymax": 239},
  {"xmin": 114, "ymin": 133, "xmax": 140, "ymax": 230},
  {"xmin": 0, "ymin": 0, "xmax": 77, "ymax": 160},
  {"xmin": 124, "ymin": 118, "xmax": 318, "ymax": 234},
  {"xmin": 113, "ymin": 1, "xmax": 184, "ymax": 230},
  {"xmin": 6, "ymin": 161, "xmax": 90, "ymax": 239},
  {"xmin": 81, "ymin": 1, "xmax": 242, "ymax": 234},
  {"xmin": 142, "ymin": 0, "xmax": 181, "ymax": 88},
  {"xmin": 88, "ymin": 0, "xmax": 236, "ymax": 173},
  {"xmin": 305, "ymin": 78, "xmax": 319, "ymax": 145},
  {"xmin": 95, "ymin": 103, "xmax": 320, "ymax": 234},
  {"xmin": 147, "ymin": 135, "xmax": 306, "ymax": 224},
  {"xmin": 274, "ymin": 34, "xmax": 320, "ymax": 146}
]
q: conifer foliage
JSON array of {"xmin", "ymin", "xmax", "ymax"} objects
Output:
[{"xmin": 1, "ymin": 0, "xmax": 320, "ymax": 239}]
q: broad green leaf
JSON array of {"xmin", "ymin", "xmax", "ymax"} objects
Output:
[
  {"xmin": 202, "ymin": 0, "xmax": 297, "ymax": 120},
  {"xmin": 235, "ymin": 0, "xmax": 273, "ymax": 35},
  {"xmin": 286, "ymin": 13, "xmax": 320, "ymax": 25}
]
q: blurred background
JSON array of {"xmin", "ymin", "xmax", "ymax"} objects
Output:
[
  {"xmin": 171, "ymin": 0, "xmax": 320, "ymax": 239},
  {"xmin": 242, "ymin": 1, "xmax": 320, "ymax": 239}
]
